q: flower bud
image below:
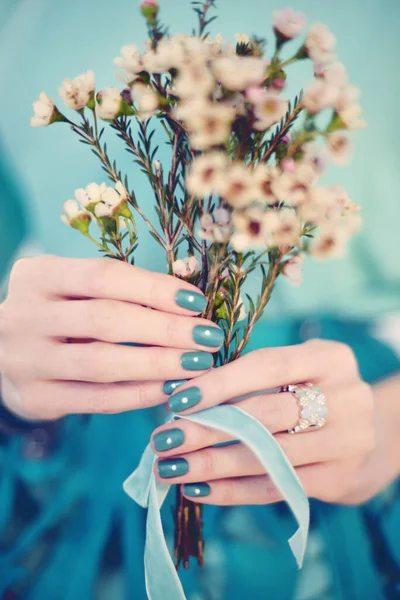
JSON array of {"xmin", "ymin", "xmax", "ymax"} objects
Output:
[{"xmin": 140, "ymin": 0, "xmax": 159, "ymax": 25}]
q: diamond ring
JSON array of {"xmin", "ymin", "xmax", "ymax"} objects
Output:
[{"xmin": 281, "ymin": 383, "xmax": 328, "ymax": 434}]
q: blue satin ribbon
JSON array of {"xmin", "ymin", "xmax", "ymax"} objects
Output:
[{"xmin": 123, "ymin": 405, "xmax": 310, "ymax": 600}]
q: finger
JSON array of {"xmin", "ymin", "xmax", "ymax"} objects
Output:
[
  {"xmin": 151, "ymin": 392, "xmax": 300, "ymax": 455},
  {"xmin": 154, "ymin": 422, "xmax": 370, "ymax": 484},
  {"xmin": 9, "ymin": 256, "xmax": 208, "ymax": 316},
  {"xmin": 17, "ymin": 340, "xmax": 214, "ymax": 383},
  {"xmin": 166, "ymin": 339, "xmax": 358, "ymax": 414},
  {"xmin": 19, "ymin": 380, "xmax": 169, "ymax": 419},
  {"xmin": 32, "ymin": 300, "xmax": 223, "ymax": 350},
  {"xmin": 180, "ymin": 466, "xmax": 324, "ymax": 506}
]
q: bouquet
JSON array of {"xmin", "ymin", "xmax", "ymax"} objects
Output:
[{"xmin": 30, "ymin": 0, "xmax": 365, "ymax": 570}]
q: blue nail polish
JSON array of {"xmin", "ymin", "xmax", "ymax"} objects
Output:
[
  {"xmin": 175, "ymin": 290, "xmax": 207, "ymax": 313},
  {"xmin": 192, "ymin": 325, "xmax": 224, "ymax": 348},
  {"xmin": 168, "ymin": 386, "xmax": 201, "ymax": 413},
  {"xmin": 181, "ymin": 351, "xmax": 213, "ymax": 371},
  {"xmin": 163, "ymin": 380, "xmax": 187, "ymax": 395},
  {"xmin": 183, "ymin": 483, "xmax": 211, "ymax": 497},
  {"xmin": 153, "ymin": 428, "xmax": 185, "ymax": 452},
  {"xmin": 158, "ymin": 458, "xmax": 189, "ymax": 479}
]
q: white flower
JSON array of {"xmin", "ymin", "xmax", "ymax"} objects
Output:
[
  {"xmin": 283, "ymin": 254, "xmax": 305, "ymax": 286},
  {"xmin": 131, "ymin": 83, "xmax": 159, "ymax": 120},
  {"xmin": 142, "ymin": 37, "xmax": 185, "ymax": 73},
  {"xmin": 305, "ymin": 23, "xmax": 336, "ymax": 64},
  {"xmin": 114, "ymin": 44, "xmax": 143, "ymax": 83},
  {"xmin": 337, "ymin": 103, "xmax": 367, "ymax": 130},
  {"xmin": 199, "ymin": 210, "xmax": 232, "ymax": 244},
  {"xmin": 95, "ymin": 87, "xmax": 122, "ymax": 120},
  {"xmin": 30, "ymin": 92, "xmax": 56, "ymax": 127},
  {"xmin": 217, "ymin": 163, "xmax": 257, "ymax": 208},
  {"xmin": 94, "ymin": 202, "xmax": 113, "ymax": 218},
  {"xmin": 272, "ymin": 164, "xmax": 317, "ymax": 205},
  {"xmin": 310, "ymin": 226, "xmax": 350, "ymax": 259},
  {"xmin": 335, "ymin": 84, "xmax": 360, "ymax": 111},
  {"xmin": 300, "ymin": 142, "xmax": 327, "ymax": 174},
  {"xmin": 254, "ymin": 164, "xmax": 279, "ymax": 204},
  {"xmin": 326, "ymin": 132, "xmax": 351, "ymax": 165},
  {"xmin": 172, "ymin": 256, "xmax": 199, "ymax": 277},
  {"xmin": 264, "ymin": 209, "xmax": 301, "ymax": 249},
  {"xmin": 212, "ymin": 56, "xmax": 267, "ymax": 91},
  {"xmin": 75, "ymin": 182, "xmax": 107, "ymax": 208},
  {"xmin": 272, "ymin": 9, "xmax": 306, "ymax": 39},
  {"xmin": 174, "ymin": 65, "xmax": 215, "ymax": 100},
  {"xmin": 322, "ymin": 62, "xmax": 348, "ymax": 86},
  {"xmin": 186, "ymin": 152, "xmax": 227, "ymax": 198},
  {"xmin": 250, "ymin": 90, "xmax": 288, "ymax": 130},
  {"xmin": 303, "ymin": 79, "xmax": 338, "ymax": 114},
  {"xmin": 299, "ymin": 187, "xmax": 340, "ymax": 224},
  {"xmin": 231, "ymin": 207, "xmax": 268, "ymax": 251},
  {"xmin": 59, "ymin": 70, "xmax": 95, "ymax": 110},
  {"xmin": 234, "ymin": 33, "xmax": 250, "ymax": 44},
  {"xmin": 102, "ymin": 182, "xmax": 129, "ymax": 211},
  {"xmin": 175, "ymin": 100, "xmax": 235, "ymax": 150},
  {"xmin": 61, "ymin": 199, "xmax": 91, "ymax": 232},
  {"xmin": 330, "ymin": 185, "xmax": 360, "ymax": 215}
]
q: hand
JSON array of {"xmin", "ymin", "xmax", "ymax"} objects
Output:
[
  {"xmin": 151, "ymin": 339, "xmax": 393, "ymax": 506},
  {"xmin": 0, "ymin": 256, "xmax": 222, "ymax": 420}
]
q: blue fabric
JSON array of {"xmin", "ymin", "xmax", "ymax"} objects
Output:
[{"xmin": 0, "ymin": 318, "xmax": 399, "ymax": 599}]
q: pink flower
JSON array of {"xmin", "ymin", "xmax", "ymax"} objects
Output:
[
  {"xmin": 283, "ymin": 254, "xmax": 305, "ymax": 286},
  {"xmin": 172, "ymin": 256, "xmax": 199, "ymax": 278},
  {"xmin": 272, "ymin": 9, "xmax": 306, "ymax": 40}
]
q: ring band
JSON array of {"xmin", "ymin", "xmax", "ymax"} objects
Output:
[{"xmin": 281, "ymin": 383, "xmax": 328, "ymax": 434}]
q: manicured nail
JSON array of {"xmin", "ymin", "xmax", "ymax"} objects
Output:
[
  {"xmin": 181, "ymin": 352, "xmax": 213, "ymax": 371},
  {"xmin": 163, "ymin": 379, "xmax": 187, "ymax": 395},
  {"xmin": 168, "ymin": 386, "xmax": 201, "ymax": 412},
  {"xmin": 157, "ymin": 458, "xmax": 189, "ymax": 479},
  {"xmin": 192, "ymin": 325, "xmax": 224, "ymax": 348},
  {"xmin": 183, "ymin": 483, "xmax": 211, "ymax": 497},
  {"xmin": 153, "ymin": 428, "xmax": 185, "ymax": 452},
  {"xmin": 175, "ymin": 290, "xmax": 207, "ymax": 313}
]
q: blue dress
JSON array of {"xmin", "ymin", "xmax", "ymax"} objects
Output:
[{"xmin": 1, "ymin": 1, "xmax": 400, "ymax": 598}]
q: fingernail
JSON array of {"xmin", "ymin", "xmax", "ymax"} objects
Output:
[
  {"xmin": 168, "ymin": 386, "xmax": 201, "ymax": 412},
  {"xmin": 163, "ymin": 379, "xmax": 187, "ymax": 395},
  {"xmin": 175, "ymin": 290, "xmax": 207, "ymax": 313},
  {"xmin": 181, "ymin": 351, "xmax": 213, "ymax": 371},
  {"xmin": 192, "ymin": 325, "xmax": 224, "ymax": 348},
  {"xmin": 157, "ymin": 458, "xmax": 189, "ymax": 479},
  {"xmin": 153, "ymin": 428, "xmax": 185, "ymax": 452},
  {"xmin": 183, "ymin": 483, "xmax": 211, "ymax": 497}
]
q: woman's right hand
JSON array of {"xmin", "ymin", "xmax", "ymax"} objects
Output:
[{"xmin": 0, "ymin": 256, "xmax": 222, "ymax": 420}]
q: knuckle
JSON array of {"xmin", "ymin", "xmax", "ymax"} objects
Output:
[
  {"xmin": 332, "ymin": 341, "xmax": 358, "ymax": 370},
  {"xmin": 130, "ymin": 383, "xmax": 150, "ymax": 410},
  {"xmin": 72, "ymin": 344, "xmax": 104, "ymax": 381},
  {"xmin": 199, "ymin": 449, "xmax": 217, "ymax": 478},
  {"xmin": 165, "ymin": 316, "xmax": 182, "ymax": 347},
  {"xmin": 84, "ymin": 259, "xmax": 114, "ymax": 297},
  {"xmin": 217, "ymin": 479, "xmax": 236, "ymax": 505},
  {"xmin": 86, "ymin": 300, "xmax": 116, "ymax": 340},
  {"xmin": 87, "ymin": 384, "xmax": 115, "ymax": 414}
]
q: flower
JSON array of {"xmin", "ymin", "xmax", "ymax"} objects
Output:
[
  {"xmin": 217, "ymin": 163, "xmax": 257, "ymax": 208},
  {"xmin": 212, "ymin": 56, "xmax": 267, "ymax": 91},
  {"xmin": 61, "ymin": 199, "xmax": 91, "ymax": 233},
  {"xmin": 95, "ymin": 87, "xmax": 122, "ymax": 120},
  {"xmin": 254, "ymin": 164, "xmax": 279, "ymax": 204},
  {"xmin": 231, "ymin": 207, "xmax": 268, "ymax": 251},
  {"xmin": 330, "ymin": 185, "xmax": 360, "ymax": 215},
  {"xmin": 199, "ymin": 210, "xmax": 232, "ymax": 243},
  {"xmin": 30, "ymin": 92, "xmax": 59, "ymax": 127},
  {"xmin": 101, "ymin": 181, "xmax": 132, "ymax": 218},
  {"xmin": 130, "ymin": 83, "xmax": 159, "ymax": 119},
  {"xmin": 114, "ymin": 44, "xmax": 143, "ymax": 84},
  {"xmin": 272, "ymin": 164, "xmax": 317, "ymax": 205},
  {"xmin": 326, "ymin": 132, "xmax": 351, "ymax": 165},
  {"xmin": 310, "ymin": 225, "xmax": 350, "ymax": 259},
  {"xmin": 302, "ymin": 79, "xmax": 338, "ymax": 114},
  {"xmin": 186, "ymin": 152, "xmax": 227, "ymax": 198},
  {"xmin": 142, "ymin": 37, "xmax": 186, "ymax": 73},
  {"xmin": 250, "ymin": 90, "xmax": 288, "ymax": 130},
  {"xmin": 174, "ymin": 64, "xmax": 215, "ymax": 99},
  {"xmin": 75, "ymin": 182, "xmax": 107, "ymax": 211},
  {"xmin": 272, "ymin": 9, "xmax": 306, "ymax": 40},
  {"xmin": 301, "ymin": 142, "xmax": 327, "ymax": 174},
  {"xmin": 264, "ymin": 209, "xmax": 301, "ymax": 250},
  {"xmin": 172, "ymin": 256, "xmax": 199, "ymax": 277},
  {"xmin": 337, "ymin": 103, "xmax": 367, "ymax": 130},
  {"xmin": 59, "ymin": 70, "xmax": 95, "ymax": 110},
  {"xmin": 283, "ymin": 253, "xmax": 305, "ymax": 285},
  {"xmin": 321, "ymin": 62, "xmax": 348, "ymax": 86},
  {"xmin": 175, "ymin": 99, "xmax": 235, "ymax": 150},
  {"xmin": 305, "ymin": 23, "xmax": 336, "ymax": 64}
]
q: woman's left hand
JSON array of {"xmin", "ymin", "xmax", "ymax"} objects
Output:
[{"xmin": 151, "ymin": 339, "xmax": 397, "ymax": 506}]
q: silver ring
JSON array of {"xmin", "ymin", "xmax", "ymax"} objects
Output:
[{"xmin": 281, "ymin": 383, "xmax": 328, "ymax": 434}]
